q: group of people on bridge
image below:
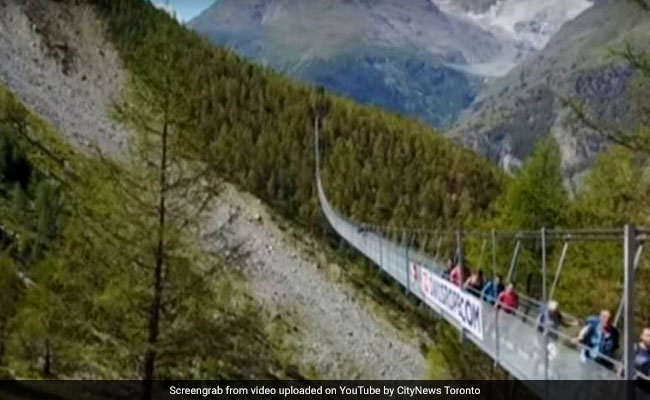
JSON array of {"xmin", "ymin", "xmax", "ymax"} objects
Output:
[
  {"xmin": 442, "ymin": 257, "xmax": 650, "ymax": 380},
  {"xmin": 443, "ymin": 259, "xmax": 519, "ymax": 313}
]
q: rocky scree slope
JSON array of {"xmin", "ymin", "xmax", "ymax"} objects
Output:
[{"xmin": 0, "ymin": 0, "xmax": 126, "ymax": 154}]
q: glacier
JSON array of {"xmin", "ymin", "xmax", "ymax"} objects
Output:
[{"xmin": 432, "ymin": 0, "xmax": 594, "ymax": 76}]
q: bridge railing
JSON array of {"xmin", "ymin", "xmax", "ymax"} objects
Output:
[
  {"xmin": 317, "ymin": 172, "xmax": 620, "ymax": 382},
  {"xmin": 313, "ymin": 119, "xmax": 650, "ymax": 399}
]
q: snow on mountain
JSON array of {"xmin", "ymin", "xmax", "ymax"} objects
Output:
[
  {"xmin": 190, "ymin": 0, "xmax": 598, "ymax": 129},
  {"xmin": 432, "ymin": 0, "xmax": 594, "ymax": 76},
  {"xmin": 452, "ymin": 0, "xmax": 650, "ymax": 187},
  {"xmin": 190, "ymin": 0, "xmax": 512, "ymax": 128}
]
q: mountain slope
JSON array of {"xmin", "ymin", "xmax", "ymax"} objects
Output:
[
  {"xmin": 0, "ymin": 0, "xmax": 428, "ymax": 381},
  {"xmin": 0, "ymin": 0, "xmax": 126, "ymax": 154},
  {"xmin": 189, "ymin": 0, "xmax": 525, "ymax": 129},
  {"xmin": 1, "ymin": 0, "xmax": 505, "ymax": 380},
  {"xmin": 190, "ymin": 0, "xmax": 594, "ymax": 129},
  {"xmin": 433, "ymin": 0, "xmax": 593, "ymax": 51},
  {"xmin": 452, "ymin": 0, "xmax": 650, "ymax": 187}
]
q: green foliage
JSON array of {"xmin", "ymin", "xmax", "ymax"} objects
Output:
[
  {"xmin": 494, "ymin": 138, "xmax": 568, "ymax": 230},
  {"xmin": 0, "ymin": 88, "xmax": 69, "ymax": 379},
  {"xmin": 462, "ymin": 138, "xmax": 568, "ymax": 301},
  {"xmin": 0, "ymin": 134, "xmax": 33, "ymax": 192},
  {"xmin": 0, "ymin": 83, "xmax": 298, "ymax": 385},
  {"xmin": 91, "ymin": 0, "xmax": 505, "ymax": 239},
  {"xmin": 558, "ymin": 146, "xmax": 650, "ymax": 324},
  {"xmin": 14, "ymin": 0, "xmax": 650, "ymax": 385},
  {"xmin": 0, "ymin": 254, "xmax": 20, "ymax": 370},
  {"xmin": 1, "ymin": 0, "xmax": 505, "ymax": 384},
  {"xmin": 6, "ymin": 256, "xmax": 72, "ymax": 378},
  {"xmin": 563, "ymin": 19, "xmax": 650, "ymax": 328},
  {"xmin": 571, "ymin": 147, "xmax": 650, "ymax": 227},
  {"xmin": 91, "ymin": 0, "xmax": 650, "ymax": 382},
  {"xmin": 90, "ymin": 0, "xmax": 513, "ymax": 383}
]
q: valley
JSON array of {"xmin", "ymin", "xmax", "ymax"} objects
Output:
[
  {"xmin": 190, "ymin": 0, "xmax": 595, "ymax": 134},
  {"xmin": 189, "ymin": 0, "xmax": 516, "ymax": 129},
  {"xmin": 453, "ymin": 0, "xmax": 650, "ymax": 186},
  {"xmin": 190, "ymin": 0, "xmax": 650, "ymax": 185}
]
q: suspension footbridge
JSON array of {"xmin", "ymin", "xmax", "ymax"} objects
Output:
[{"xmin": 313, "ymin": 119, "xmax": 649, "ymax": 398}]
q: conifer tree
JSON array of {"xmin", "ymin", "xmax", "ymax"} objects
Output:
[
  {"xmin": 108, "ymin": 19, "xmax": 225, "ymax": 399},
  {"xmin": 494, "ymin": 138, "xmax": 568, "ymax": 230},
  {"xmin": 0, "ymin": 254, "xmax": 19, "ymax": 369}
]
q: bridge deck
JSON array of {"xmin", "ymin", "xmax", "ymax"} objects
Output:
[{"xmin": 313, "ymin": 166, "xmax": 650, "ymax": 398}]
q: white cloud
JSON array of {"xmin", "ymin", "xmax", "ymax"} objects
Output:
[{"xmin": 152, "ymin": 1, "xmax": 186, "ymax": 23}]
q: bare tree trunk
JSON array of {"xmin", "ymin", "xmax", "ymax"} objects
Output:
[{"xmin": 141, "ymin": 114, "xmax": 169, "ymax": 400}]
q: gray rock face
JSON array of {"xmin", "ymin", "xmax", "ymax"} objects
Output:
[
  {"xmin": 0, "ymin": 0, "xmax": 127, "ymax": 154},
  {"xmin": 452, "ymin": 0, "xmax": 498, "ymax": 13},
  {"xmin": 189, "ymin": 0, "xmax": 523, "ymax": 129},
  {"xmin": 432, "ymin": 0, "xmax": 594, "ymax": 52},
  {"xmin": 189, "ymin": 0, "xmax": 595, "ymax": 131},
  {"xmin": 452, "ymin": 0, "xmax": 650, "ymax": 186},
  {"xmin": 193, "ymin": 0, "xmax": 499, "ymax": 62}
]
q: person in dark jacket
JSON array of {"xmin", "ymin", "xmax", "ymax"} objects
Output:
[
  {"xmin": 635, "ymin": 327, "xmax": 650, "ymax": 378},
  {"xmin": 617, "ymin": 327, "xmax": 650, "ymax": 386},
  {"xmin": 576, "ymin": 309, "xmax": 619, "ymax": 369},
  {"xmin": 464, "ymin": 269, "xmax": 484, "ymax": 296},
  {"xmin": 442, "ymin": 257, "xmax": 454, "ymax": 279},
  {"xmin": 481, "ymin": 274, "xmax": 504, "ymax": 305},
  {"xmin": 536, "ymin": 300, "xmax": 578, "ymax": 341}
]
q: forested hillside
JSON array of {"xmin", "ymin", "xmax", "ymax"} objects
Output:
[
  {"xmin": 0, "ymin": 82, "xmax": 299, "ymax": 386},
  {"xmin": 92, "ymin": 0, "xmax": 650, "ymax": 381},
  {"xmin": 93, "ymin": 0, "xmax": 505, "ymax": 238},
  {"xmin": 88, "ymin": 0, "xmax": 510, "ymax": 383},
  {"xmin": 0, "ymin": 0, "xmax": 507, "ymax": 388}
]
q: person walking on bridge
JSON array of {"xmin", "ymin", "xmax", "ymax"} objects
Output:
[
  {"xmin": 617, "ymin": 327, "xmax": 650, "ymax": 383},
  {"xmin": 537, "ymin": 300, "xmax": 578, "ymax": 339},
  {"xmin": 481, "ymin": 273, "xmax": 504, "ymax": 305},
  {"xmin": 534, "ymin": 300, "xmax": 579, "ymax": 362},
  {"xmin": 450, "ymin": 262, "xmax": 469, "ymax": 287},
  {"xmin": 464, "ymin": 269, "xmax": 484, "ymax": 297},
  {"xmin": 576, "ymin": 309, "xmax": 619, "ymax": 369},
  {"xmin": 497, "ymin": 282, "xmax": 519, "ymax": 313},
  {"xmin": 635, "ymin": 328, "xmax": 650, "ymax": 379},
  {"xmin": 442, "ymin": 257, "xmax": 454, "ymax": 279}
]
